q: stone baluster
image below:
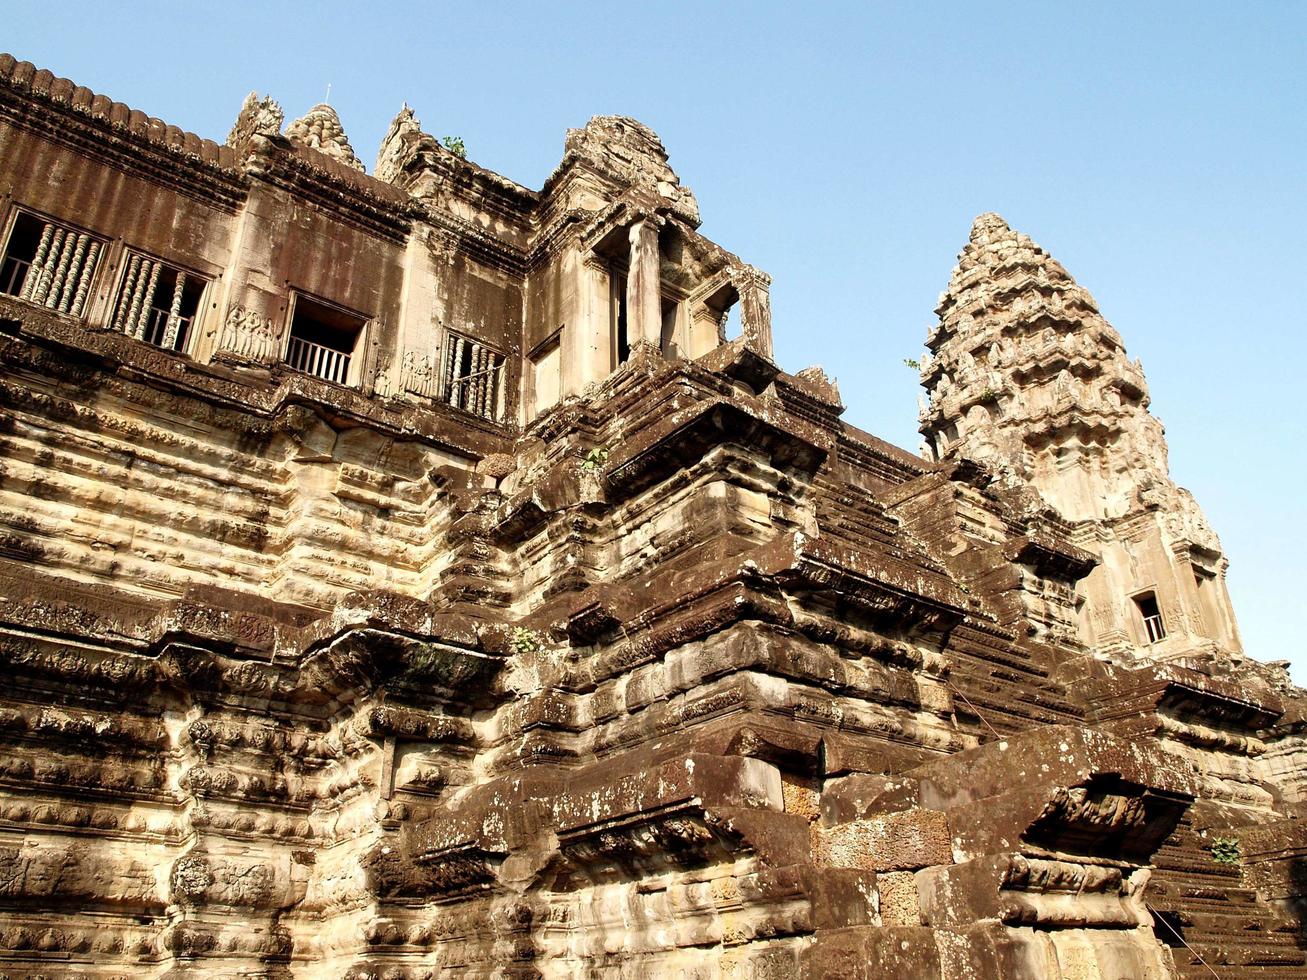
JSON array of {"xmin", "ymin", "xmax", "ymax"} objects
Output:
[
  {"xmin": 44, "ymin": 231, "xmax": 79, "ymax": 310},
  {"xmin": 54, "ymin": 234, "xmax": 91, "ymax": 313},
  {"xmin": 114, "ymin": 254, "xmax": 143, "ymax": 331},
  {"xmin": 30, "ymin": 228, "xmax": 68, "ymax": 305},
  {"xmin": 69, "ymin": 241, "xmax": 99, "ymax": 318},
  {"xmin": 162, "ymin": 272, "xmax": 187, "ymax": 349},
  {"xmin": 469, "ymin": 343, "xmax": 483, "ymax": 417},
  {"xmin": 133, "ymin": 260, "xmax": 162, "ymax": 339},
  {"xmin": 20, "ymin": 222, "xmax": 56, "ymax": 302},
  {"xmin": 479, "ymin": 345, "xmax": 491, "ymax": 417},
  {"xmin": 448, "ymin": 335, "xmax": 465, "ymax": 409},
  {"xmin": 124, "ymin": 257, "xmax": 156, "ymax": 336}
]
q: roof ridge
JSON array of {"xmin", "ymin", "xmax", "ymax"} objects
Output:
[{"xmin": 0, "ymin": 52, "xmax": 237, "ymax": 169}]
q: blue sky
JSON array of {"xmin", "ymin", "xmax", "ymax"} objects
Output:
[{"xmin": 6, "ymin": 2, "xmax": 1305, "ymax": 676}]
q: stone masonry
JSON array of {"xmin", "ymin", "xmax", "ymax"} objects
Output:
[{"xmin": 0, "ymin": 53, "xmax": 1304, "ymax": 978}]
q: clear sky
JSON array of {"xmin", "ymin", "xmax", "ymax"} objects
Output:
[{"xmin": 6, "ymin": 2, "xmax": 1305, "ymax": 676}]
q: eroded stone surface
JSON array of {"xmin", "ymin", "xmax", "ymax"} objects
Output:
[{"xmin": 0, "ymin": 52, "xmax": 1302, "ymax": 979}]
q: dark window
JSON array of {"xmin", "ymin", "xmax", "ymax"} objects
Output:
[
  {"xmin": 440, "ymin": 332, "xmax": 504, "ymax": 421},
  {"xmin": 614, "ymin": 273, "xmax": 630, "ymax": 365},
  {"xmin": 1134, "ymin": 592, "xmax": 1166, "ymax": 644},
  {"xmin": 1, "ymin": 210, "xmax": 103, "ymax": 317},
  {"xmin": 112, "ymin": 252, "xmax": 206, "ymax": 353},
  {"xmin": 285, "ymin": 295, "xmax": 365, "ymax": 386}
]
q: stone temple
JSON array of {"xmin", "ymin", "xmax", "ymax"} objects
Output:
[{"xmin": 0, "ymin": 53, "xmax": 1304, "ymax": 979}]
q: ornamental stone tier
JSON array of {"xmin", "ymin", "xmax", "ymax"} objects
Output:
[{"xmin": 0, "ymin": 53, "xmax": 1303, "ymax": 979}]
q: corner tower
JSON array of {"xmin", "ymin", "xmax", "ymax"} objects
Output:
[{"xmin": 920, "ymin": 213, "xmax": 1242, "ymax": 662}]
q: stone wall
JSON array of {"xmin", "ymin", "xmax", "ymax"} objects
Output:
[{"xmin": 0, "ymin": 52, "xmax": 1304, "ymax": 979}]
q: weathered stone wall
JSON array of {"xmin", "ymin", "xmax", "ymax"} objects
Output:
[{"xmin": 0, "ymin": 52, "xmax": 1303, "ymax": 980}]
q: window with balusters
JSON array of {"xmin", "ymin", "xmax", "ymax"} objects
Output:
[
  {"xmin": 284, "ymin": 293, "xmax": 367, "ymax": 386},
  {"xmin": 1133, "ymin": 591, "xmax": 1167, "ymax": 644},
  {"xmin": 0, "ymin": 210, "xmax": 104, "ymax": 318},
  {"xmin": 439, "ymin": 331, "xmax": 505, "ymax": 422},
  {"xmin": 111, "ymin": 251, "xmax": 207, "ymax": 353}
]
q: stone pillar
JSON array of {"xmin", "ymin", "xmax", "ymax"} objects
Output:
[
  {"xmin": 574, "ymin": 252, "xmax": 614, "ymax": 388},
  {"xmin": 731, "ymin": 265, "xmax": 774, "ymax": 359},
  {"xmin": 626, "ymin": 218, "xmax": 662, "ymax": 349}
]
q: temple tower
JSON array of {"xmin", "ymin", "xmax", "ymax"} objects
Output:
[
  {"xmin": 920, "ymin": 213, "xmax": 1242, "ymax": 662},
  {"xmin": 284, "ymin": 103, "xmax": 364, "ymax": 171}
]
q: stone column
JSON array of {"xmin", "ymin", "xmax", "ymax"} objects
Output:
[
  {"xmin": 574, "ymin": 252, "xmax": 614, "ymax": 388},
  {"xmin": 731, "ymin": 265, "xmax": 774, "ymax": 358},
  {"xmin": 626, "ymin": 218, "xmax": 662, "ymax": 349}
]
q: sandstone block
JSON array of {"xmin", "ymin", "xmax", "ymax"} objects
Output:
[{"xmin": 814, "ymin": 808, "xmax": 951, "ymax": 872}]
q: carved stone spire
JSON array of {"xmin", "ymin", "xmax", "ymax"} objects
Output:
[
  {"xmin": 921, "ymin": 214, "xmax": 1241, "ymax": 659},
  {"xmin": 226, "ymin": 92, "xmax": 283, "ymax": 151},
  {"xmin": 558, "ymin": 116, "xmax": 700, "ymax": 226},
  {"xmin": 284, "ymin": 103, "xmax": 364, "ymax": 171},
  {"xmin": 374, "ymin": 104, "xmax": 422, "ymax": 184},
  {"xmin": 920, "ymin": 212, "xmax": 1164, "ymax": 522}
]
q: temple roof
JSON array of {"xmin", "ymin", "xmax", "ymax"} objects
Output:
[{"xmin": 0, "ymin": 53, "xmax": 238, "ymax": 170}]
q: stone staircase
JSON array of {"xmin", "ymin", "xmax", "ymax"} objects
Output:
[{"xmin": 1151, "ymin": 820, "xmax": 1307, "ymax": 978}]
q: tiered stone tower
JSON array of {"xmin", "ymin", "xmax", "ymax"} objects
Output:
[
  {"xmin": 284, "ymin": 103, "xmax": 365, "ymax": 171},
  {"xmin": 920, "ymin": 213, "xmax": 1242, "ymax": 663},
  {"xmin": 1, "ymin": 54, "xmax": 1306, "ymax": 979}
]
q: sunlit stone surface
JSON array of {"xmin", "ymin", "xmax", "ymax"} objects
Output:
[{"xmin": 0, "ymin": 53, "xmax": 1302, "ymax": 979}]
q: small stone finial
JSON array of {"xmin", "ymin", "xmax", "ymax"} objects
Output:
[
  {"xmin": 226, "ymin": 92, "xmax": 284, "ymax": 150},
  {"xmin": 793, "ymin": 365, "xmax": 843, "ymax": 409},
  {"xmin": 285, "ymin": 103, "xmax": 365, "ymax": 172},
  {"xmin": 374, "ymin": 104, "xmax": 422, "ymax": 184}
]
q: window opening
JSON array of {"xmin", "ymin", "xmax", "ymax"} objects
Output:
[
  {"xmin": 1134, "ymin": 592, "xmax": 1166, "ymax": 644},
  {"xmin": 112, "ymin": 252, "xmax": 206, "ymax": 353},
  {"xmin": 660, "ymin": 296, "xmax": 679, "ymax": 356},
  {"xmin": 440, "ymin": 332, "xmax": 504, "ymax": 422},
  {"xmin": 0, "ymin": 210, "xmax": 103, "ymax": 317},
  {"xmin": 285, "ymin": 295, "xmax": 365, "ymax": 386},
  {"xmin": 614, "ymin": 273, "xmax": 630, "ymax": 365}
]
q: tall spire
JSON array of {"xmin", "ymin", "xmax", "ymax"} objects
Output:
[
  {"xmin": 920, "ymin": 214, "xmax": 1240, "ymax": 660},
  {"xmin": 285, "ymin": 103, "xmax": 364, "ymax": 172},
  {"xmin": 920, "ymin": 212, "xmax": 1161, "ymax": 522}
]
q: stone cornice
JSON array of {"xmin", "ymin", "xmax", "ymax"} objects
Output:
[
  {"xmin": 422, "ymin": 205, "xmax": 529, "ymax": 279},
  {"xmin": 246, "ymin": 136, "xmax": 414, "ymax": 245},
  {"xmin": 0, "ymin": 54, "xmax": 247, "ymax": 212}
]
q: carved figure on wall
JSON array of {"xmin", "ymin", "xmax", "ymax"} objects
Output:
[
  {"xmin": 217, "ymin": 304, "xmax": 280, "ymax": 363},
  {"xmin": 401, "ymin": 350, "xmax": 439, "ymax": 399}
]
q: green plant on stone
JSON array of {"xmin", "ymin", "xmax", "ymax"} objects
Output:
[
  {"xmin": 510, "ymin": 626, "xmax": 541, "ymax": 655},
  {"xmin": 1210, "ymin": 837, "xmax": 1241, "ymax": 866},
  {"xmin": 904, "ymin": 358, "xmax": 921, "ymax": 371},
  {"xmin": 580, "ymin": 447, "xmax": 609, "ymax": 473},
  {"xmin": 441, "ymin": 136, "xmax": 467, "ymax": 158}
]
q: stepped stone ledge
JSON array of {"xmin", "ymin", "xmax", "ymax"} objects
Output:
[{"xmin": 0, "ymin": 52, "xmax": 1301, "ymax": 979}]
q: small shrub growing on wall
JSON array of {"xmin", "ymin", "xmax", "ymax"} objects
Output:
[
  {"xmin": 510, "ymin": 626, "xmax": 541, "ymax": 655},
  {"xmin": 1210, "ymin": 837, "xmax": 1241, "ymax": 866},
  {"xmin": 580, "ymin": 447, "xmax": 609, "ymax": 473}
]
